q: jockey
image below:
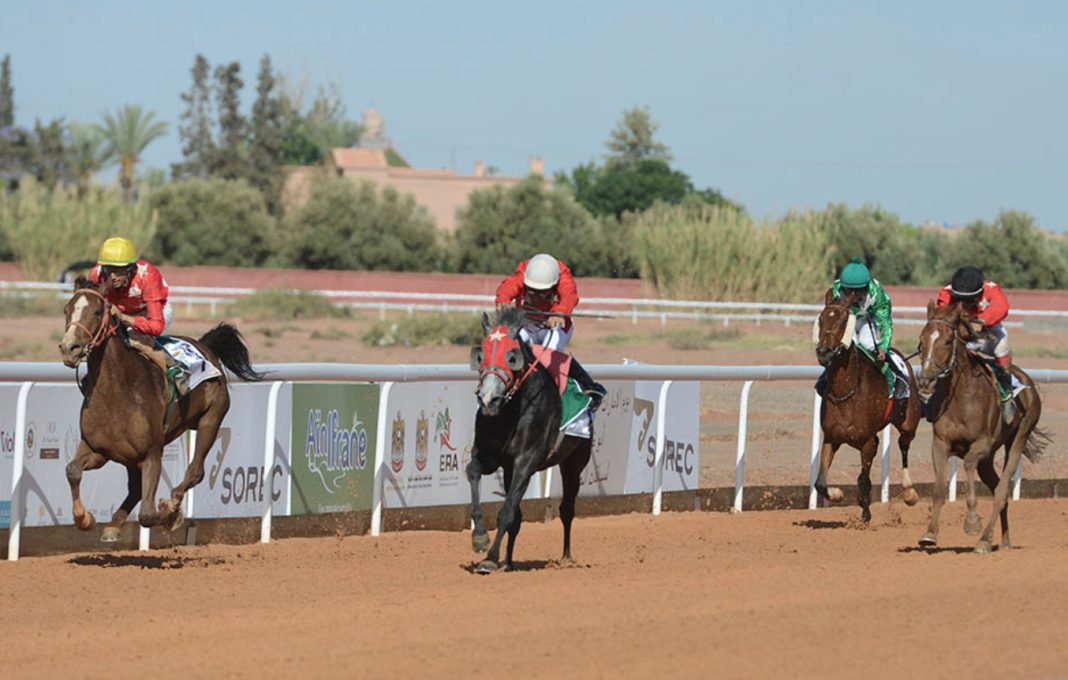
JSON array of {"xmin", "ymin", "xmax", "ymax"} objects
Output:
[
  {"xmin": 817, "ymin": 256, "xmax": 908, "ymax": 398},
  {"xmin": 495, "ymin": 253, "xmax": 607, "ymax": 410},
  {"xmin": 937, "ymin": 265, "xmax": 1015, "ymax": 421},
  {"xmin": 88, "ymin": 236, "xmax": 190, "ymax": 397}
]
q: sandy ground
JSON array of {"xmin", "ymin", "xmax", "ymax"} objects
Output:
[{"xmin": 1, "ymin": 498, "xmax": 1067, "ymax": 678}]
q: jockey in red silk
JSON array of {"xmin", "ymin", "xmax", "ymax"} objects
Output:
[
  {"xmin": 495, "ymin": 253, "xmax": 606, "ymax": 409},
  {"xmin": 89, "ymin": 237, "xmax": 190, "ymax": 396},
  {"xmin": 937, "ymin": 265, "xmax": 1015, "ymax": 421}
]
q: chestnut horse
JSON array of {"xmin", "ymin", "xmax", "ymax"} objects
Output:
[
  {"xmin": 467, "ymin": 307, "xmax": 593, "ymax": 573},
  {"xmin": 813, "ymin": 291, "xmax": 921, "ymax": 522},
  {"xmin": 915, "ymin": 300, "xmax": 1049, "ymax": 552},
  {"xmin": 57, "ymin": 282, "xmax": 263, "ymax": 540}
]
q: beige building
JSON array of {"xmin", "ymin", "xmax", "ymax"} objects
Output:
[{"xmin": 283, "ymin": 109, "xmax": 544, "ymax": 232}]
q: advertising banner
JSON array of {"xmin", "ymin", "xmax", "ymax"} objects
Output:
[
  {"xmin": 194, "ymin": 383, "xmax": 292, "ymax": 519},
  {"xmin": 289, "ymin": 383, "xmax": 378, "ymax": 514},
  {"xmin": 1, "ymin": 383, "xmax": 185, "ymax": 528},
  {"xmin": 381, "ymin": 381, "xmax": 542, "ymax": 509},
  {"xmin": 624, "ymin": 381, "xmax": 701, "ymax": 493}
]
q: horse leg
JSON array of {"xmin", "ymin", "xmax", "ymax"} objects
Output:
[
  {"xmin": 814, "ymin": 440, "xmax": 843, "ymax": 503},
  {"xmin": 163, "ymin": 416, "xmax": 223, "ymax": 532},
  {"xmin": 895, "ymin": 408, "xmax": 919, "ymax": 506},
  {"xmin": 919, "ymin": 438, "xmax": 950, "ymax": 546},
  {"xmin": 962, "ymin": 450, "xmax": 983, "ymax": 536},
  {"xmin": 137, "ymin": 450, "xmax": 164, "ymax": 528},
  {"xmin": 66, "ymin": 441, "xmax": 108, "ymax": 531},
  {"xmin": 976, "ymin": 454, "xmax": 1007, "ymax": 549},
  {"xmin": 976, "ymin": 442, "xmax": 1025, "ymax": 554},
  {"xmin": 101, "ymin": 466, "xmax": 143, "ymax": 542},
  {"xmin": 559, "ymin": 439, "xmax": 592, "ymax": 563},
  {"xmin": 858, "ymin": 437, "xmax": 876, "ymax": 524},
  {"xmin": 481, "ymin": 459, "xmax": 537, "ymax": 573},
  {"xmin": 466, "ymin": 450, "xmax": 495, "ymax": 553},
  {"xmin": 500, "ymin": 463, "xmax": 522, "ymax": 570}
]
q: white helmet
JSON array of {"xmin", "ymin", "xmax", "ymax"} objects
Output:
[{"xmin": 523, "ymin": 254, "xmax": 561, "ymax": 290}]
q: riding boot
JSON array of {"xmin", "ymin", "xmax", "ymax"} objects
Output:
[
  {"xmin": 994, "ymin": 364, "xmax": 1016, "ymax": 422},
  {"xmin": 568, "ymin": 358, "xmax": 607, "ymax": 412},
  {"xmin": 814, "ymin": 371, "xmax": 828, "ymax": 398}
]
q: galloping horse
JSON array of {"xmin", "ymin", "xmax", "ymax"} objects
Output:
[
  {"xmin": 57, "ymin": 281, "xmax": 263, "ymax": 539},
  {"xmin": 813, "ymin": 291, "xmax": 921, "ymax": 522},
  {"xmin": 915, "ymin": 300, "xmax": 1048, "ymax": 552},
  {"xmin": 467, "ymin": 307, "xmax": 593, "ymax": 573}
]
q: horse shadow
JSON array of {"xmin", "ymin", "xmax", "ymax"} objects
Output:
[
  {"xmin": 896, "ymin": 545, "xmax": 985, "ymax": 555},
  {"xmin": 792, "ymin": 519, "xmax": 848, "ymax": 530},
  {"xmin": 67, "ymin": 553, "xmax": 226, "ymax": 570},
  {"xmin": 460, "ymin": 558, "xmax": 591, "ymax": 574}
]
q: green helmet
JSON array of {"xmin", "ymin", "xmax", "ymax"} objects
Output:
[{"xmin": 839, "ymin": 256, "xmax": 871, "ymax": 289}]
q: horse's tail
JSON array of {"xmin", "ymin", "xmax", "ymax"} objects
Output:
[
  {"xmin": 1023, "ymin": 426, "xmax": 1052, "ymax": 463},
  {"xmin": 199, "ymin": 323, "xmax": 266, "ymax": 382}
]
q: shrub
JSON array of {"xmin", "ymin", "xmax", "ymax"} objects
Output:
[
  {"xmin": 150, "ymin": 177, "xmax": 278, "ymax": 267},
  {"xmin": 230, "ymin": 288, "xmax": 349, "ymax": 320},
  {"xmin": 362, "ymin": 314, "xmax": 482, "ymax": 347}
]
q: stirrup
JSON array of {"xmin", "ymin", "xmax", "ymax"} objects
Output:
[
  {"xmin": 584, "ymin": 384, "xmax": 607, "ymax": 412},
  {"xmin": 1000, "ymin": 395, "xmax": 1016, "ymax": 423}
]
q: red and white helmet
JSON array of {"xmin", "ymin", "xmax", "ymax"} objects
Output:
[{"xmin": 523, "ymin": 253, "xmax": 560, "ymax": 290}]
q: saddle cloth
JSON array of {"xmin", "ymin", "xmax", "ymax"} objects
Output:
[{"xmin": 157, "ymin": 336, "xmax": 222, "ymax": 391}]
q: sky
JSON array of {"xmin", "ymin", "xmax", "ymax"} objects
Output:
[{"xmin": 2, "ymin": 0, "xmax": 1066, "ymax": 230}]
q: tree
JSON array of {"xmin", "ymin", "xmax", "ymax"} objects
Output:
[
  {"xmin": 605, "ymin": 106, "xmax": 672, "ymax": 168},
  {"xmin": 67, "ymin": 122, "xmax": 109, "ymax": 197},
  {"xmin": 150, "ymin": 177, "xmax": 277, "ymax": 266},
  {"xmin": 248, "ymin": 55, "xmax": 285, "ymax": 214},
  {"xmin": 0, "ymin": 54, "xmax": 13, "ymax": 128},
  {"xmin": 276, "ymin": 76, "xmax": 361, "ymax": 165},
  {"xmin": 211, "ymin": 62, "xmax": 248, "ymax": 180},
  {"xmin": 452, "ymin": 176, "xmax": 619, "ymax": 276},
  {"xmin": 95, "ymin": 104, "xmax": 168, "ymax": 202},
  {"xmin": 942, "ymin": 211, "xmax": 1068, "ymax": 289},
  {"xmin": 283, "ymin": 178, "xmax": 442, "ymax": 271},
  {"xmin": 819, "ymin": 204, "xmax": 925, "ymax": 286},
  {"xmin": 173, "ymin": 54, "xmax": 215, "ymax": 179}
]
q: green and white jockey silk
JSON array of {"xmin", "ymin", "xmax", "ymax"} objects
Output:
[{"xmin": 831, "ymin": 278, "xmax": 894, "ymax": 354}]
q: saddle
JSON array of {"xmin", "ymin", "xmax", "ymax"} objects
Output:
[{"xmin": 529, "ymin": 345, "xmax": 593, "ymax": 436}]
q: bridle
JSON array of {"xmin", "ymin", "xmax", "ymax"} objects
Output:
[
  {"xmin": 477, "ymin": 325, "xmax": 539, "ymax": 403},
  {"xmin": 919, "ymin": 317, "xmax": 961, "ymax": 384},
  {"xmin": 816, "ymin": 304, "xmax": 861, "ymax": 403},
  {"xmin": 65, "ymin": 289, "xmax": 118, "ymax": 364}
]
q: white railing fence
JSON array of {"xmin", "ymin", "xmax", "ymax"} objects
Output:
[{"xmin": 3, "ymin": 362, "xmax": 1065, "ymax": 561}]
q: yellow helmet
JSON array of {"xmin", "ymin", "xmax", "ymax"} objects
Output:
[{"xmin": 97, "ymin": 237, "xmax": 138, "ymax": 266}]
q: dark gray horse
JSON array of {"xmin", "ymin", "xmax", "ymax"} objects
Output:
[{"xmin": 467, "ymin": 307, "xmax": 593, "ymax": 573}]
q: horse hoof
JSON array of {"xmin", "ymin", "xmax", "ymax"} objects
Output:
[
  {"xmin": 475, "ymin": 560, "xmax": 498, "ymax": 574},
  {"xmin": 918, "ymin": 532, "xmax": 938, "ymax": 547},
  {"xmin": 964, "ymin": 512, "xmax": 983, "ymax": 536},
  {"xmin": 75, "ymin": 512, "xmax": 96, "ymax": 531},
  {"xmin": 902, "ymin": 488, "xmax": 920, "ymax": 506},
  {"xmin": 471, "ymin": 532, "xmax": 490, "ymax": 553},
  {"xmin": 861, "ymin": 510, "xmax": 872, "ymax": 524},
  {"xmin": 974, "ymin": 540, "xmax": 993, "ymax": 554},
  {"xmin": 100, "ymin": 526, "xmax": 122, "ymax": 543},
  {"xmin": 159, "ymin": 498, "xmax": 184, "ymax": 532},
  {"xmin": 828, "ymin": 487, "xmax": 844, "ymax": 503}
]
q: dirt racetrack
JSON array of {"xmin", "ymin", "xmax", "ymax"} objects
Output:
[{"xmin": 2, "ymin": 498, "xmax": 1067, "ymax": 678}]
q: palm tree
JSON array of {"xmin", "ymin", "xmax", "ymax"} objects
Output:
[
  {"xmin": 95, "ymin": 104, "xmax": 168, "ymax": 202},
  {"xmin": 68, "ymin": 122, "xmax": 109, "ymax": 198}
]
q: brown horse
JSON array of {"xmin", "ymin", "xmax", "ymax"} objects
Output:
[
  {"xmin": 915, "ymin": 300, "xmax": 1048, "ymax": 553},
  {"xmin": 813, "ymin": 291, "xmax": 921, "ymax": 522},
  {"xmin": 57, "ymin": 282, "xmax": 263, "ymax": 540}
]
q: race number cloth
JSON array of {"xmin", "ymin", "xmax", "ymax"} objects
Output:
[
  {"xmin": 529, "ymin": 345, "xmax": 592, "ymax": 438},
  {"xmin": 158, "ymin": 336, "xmax": 222, "ymax": 390}
]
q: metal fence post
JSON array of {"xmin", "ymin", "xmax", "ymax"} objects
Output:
[
  {"xmin": 260, "ymin": 381, "xmax": 285, "ymax": 544},
  {"xmin": 371, "ymin": 382, "xmax": 394, "ymax": 536},
  {"xmin": 809, "ymin": 391, "xmax": 822, "ymax": 510},
  {"xmin": 7, "ymin": 382, "xmax": 33, "ymax": 562},
  {"xmin": 880, "ymin": 424, "xmax": 891, "ymax": 503},
  {"xmin": 948, "ymin": 457, "xmax": 958, "ymax": 502},
  {"xmin": 733, "ymin": 381, "xmax": 754, "ymax": 512},
  {"xmin": 652, "ymin": 380, "xmax": 673, "ymax": 516}
]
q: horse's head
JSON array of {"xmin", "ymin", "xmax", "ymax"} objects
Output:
[
  {"xmin": 915, "ymin": 300, "xmax": 972, "ymax": 401},
  {"xmin": 58, "ymin": 280, "xmax": 116, "ymax": 368},
  {"xmin": 813, "ymin": 289, "xmax": 857, "ymax": 367},
  {"xmin": 470, "ymin": 307, "xmax": 529, "ymax": 416}
]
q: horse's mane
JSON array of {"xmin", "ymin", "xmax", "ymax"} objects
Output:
[{"xmin": 489, "ymin": 306, "xmax": 527, "ymax": 335}]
